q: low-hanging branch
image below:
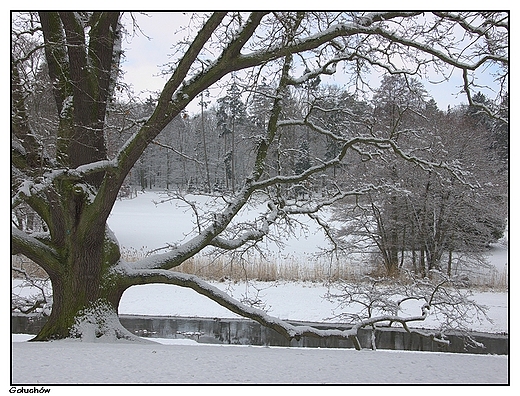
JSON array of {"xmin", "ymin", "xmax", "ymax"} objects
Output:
[{"xmin": 116, "ymin": 266, "xmax": 451, "ymax": 350}]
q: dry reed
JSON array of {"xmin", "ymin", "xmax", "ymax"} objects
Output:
[{"xmin": 12, "ymin": 248, "xmax": 508, "ymax": 290}]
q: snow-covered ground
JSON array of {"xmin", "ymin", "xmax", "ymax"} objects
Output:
[
  {"xmin": 11, "ymin": 277, "xmax": 509, "ymax": 386},
  {"xmin": 10, "ymin": 191, "xmax": 510, "ymax": 387},
  {"xmin": 117, "ymin": 281, "xmax": 509, "ymax": 334},
  {"xmin": 11, "ymin": 333, "xmax": 509, "ymax": 385}
]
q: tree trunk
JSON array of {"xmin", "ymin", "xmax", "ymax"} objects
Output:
[
  {"xmin": 420, "ymin": 248, "xmax": 426, "ymax": 277},
  {"xmin": 447, "ymin": 249, "xmax": 453, "ymax": 277},
  {"xmin": 31, "ymin": 186, "xmax": 129, "ymax": 341},
  {"xmin": 32, "ymin": 243, "xmax": 130, "ymax": 341}
]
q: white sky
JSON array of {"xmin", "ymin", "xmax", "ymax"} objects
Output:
[
  {"xmin": 120, "ymin": 12, "xmax": 190, "ymax": 99},
  {"xmin": 119, "ymin": 12, "xmax": 503, "ymax": 113}
]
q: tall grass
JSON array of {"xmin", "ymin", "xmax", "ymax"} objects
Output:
[
  {"xmin": 121, "ymin": 247, "xmax": 365, "ymax": 283},
  {"xmin": 12, "ymin": 248, "xmax": 508, "ymax": 290},
  {"xmin": 120, "ymin": 247, "xmax": 508, "ymax": 289}
]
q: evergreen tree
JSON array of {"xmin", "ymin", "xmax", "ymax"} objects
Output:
[{"xmin": 216, "ymin": 80, "xmax": 249, "ymax": 192}]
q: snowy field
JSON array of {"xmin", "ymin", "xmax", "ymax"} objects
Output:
[
  {"xmin": 111, "ymin": 191, "xmax": 508, "ymax": 334},
  {"xmin": 108, "ymin": 191, "xmax": 337, "ymax": 257},
  {"xmin": 10, "ymin": 191, "xmax": 511, "ymax": 387},
  {"xmin": 11, "ymin": 281, "xmax": 510, "ymax": 386},
  {"xmin": 10, "ymin": 333, "xmax": 509, "ymax": 385},
  {"xmin": 107, "ymin": 191, "xmax": 509, "ymax": 274},
  {"xmin": 117, "ymin": 281, "xmax": 509, "ymax": 334}
]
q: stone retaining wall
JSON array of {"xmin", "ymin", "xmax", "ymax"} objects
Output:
[{"xmin": 12, "ymin": 313, "xmax": 508, "ymax": 355}]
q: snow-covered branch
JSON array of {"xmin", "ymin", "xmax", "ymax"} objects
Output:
[
  {"xmin": 12, "ymin": 160, "xmax": 116, "ymax": 208},
  {"xmin": 326, "ymin": 273, "xmax": 491, "ymax": 349},
  {"xmin": 462, "ymin": 69, "xmax": 508, "ymax": 124},
  {"xmin": 117, "ymin": 267, "xmax": 361, "ymax": 344},
  {"xmin": 255, "ymin": 120, "xmax": 470, "ymax": 191},
  {"xmin": 370, "ymin": 24, "xmax": 508, "ymax": 72},
  {"xmin": 117, "ymin": 267, "xmax": 448, "ymax": 350},
  {"xmin": 286, "ymin": 56, "xmax": 345, "ymax": 86},
  {"xmin": 12, "ymin": 268, "xmax": 51, "ymax": 316},
  {"xmin": 126, "ymin": 184, "xmax": 259, "ymax": 270},
  {"xmin": 210, "ymin": 201, "xmax": 279, "ymax": 250},
  {"xmin": 237, "ymin": 12, "xmax": 420, "ymax": 69},
  {"xmin": 74, "ymin": 159, "xmax": 117, "ymax": 175},
  {"xmin": 432, "ymin": 12, "xmax": 508, "ymax": 39},
  {"xmin": 11, "ymin": 227, "xmax": 60, "ymax": 270},
  {"xmin": 283, "ymin": 117, "xmax": 474, "ymax": 187}
]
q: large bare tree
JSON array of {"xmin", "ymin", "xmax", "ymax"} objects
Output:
[{"xmin": 11, "ymin": 12, "xmax": 508, "ymax": 343}]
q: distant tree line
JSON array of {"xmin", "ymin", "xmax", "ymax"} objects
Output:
[{"xmin": 330, "ymin": 76, "xmax": 508, "ymax": 277}]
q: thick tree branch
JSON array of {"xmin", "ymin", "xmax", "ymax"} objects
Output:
[
  {"xmin": 117, "ymin": 268, "xmax": 360, "ymax": 342},
  {"xmin": 117, "ymin": 267, "xmax": 445, "ymax": 349},
  {"xmin": 235, "ymin": 13, "xmax": 421, "ymax": 70},
  {"xmin": 160, "ymin": 12, "xmax": 227, "ymax": 103},
  {"xmin": 209, "ymin": 201, "xmax": 279, "ymax": 250},
  {"xmin": 12, "ymin": 227, "xmax": 60, "ymax": 273},
  {"xmin": 125, "ymin": 182, "xmax": 257, "ymax": 270}
]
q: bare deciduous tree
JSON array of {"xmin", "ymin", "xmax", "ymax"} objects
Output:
[{"xmin": 11, "ymin": 12, "xmax": 508, "ymax": 345}]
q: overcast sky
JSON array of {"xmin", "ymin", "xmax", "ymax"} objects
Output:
[
  {"xmin": 120, "ymin": 13, "xmax": 189, "ymax": 97},
  {"xmin": 120, "ymin": 12, "xmax": 502, "ymax": 113}
]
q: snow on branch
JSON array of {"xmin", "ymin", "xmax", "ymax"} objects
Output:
[
  {"xmin": 12, "ymin": 160, "xmax": 117, "ymax": 208},
  {"xmin": 12, "ymin": 227, "xmax": 57, "ymax": 256},
  {"xmin": 74, "ymin": 159, "xmax": 117, "ymax": 175},
  {"xmin": 12, "ymin": 227, "xmax": 60, "ymax": 271},
  {"xmin": 286, "ymin": 56, "xmax": 344, "ymax": 86},
  {"xmin": 118, "ymin": 267, "xmax": 447, "ymax": 350},
  {"xmin": 238, "ymin": 12, "xmax": 418, "ymax": 68},
  {"xmin": 210, "ymin": 201, "xmax": 279, "ymax": 250},
  {"xmin": 125, "ymin": 186, "xmax": 258, "ymax": 271},
  {"xmin": 282, "ymin": 184, "xmax": 386, "ymax": 216}
]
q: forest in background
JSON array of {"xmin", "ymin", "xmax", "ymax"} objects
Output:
[
  {"xmin": 14, "ymin": 68, "xmax": 508, "ymax": 279},
  {"xmin": 113, "ymin": 75, "xmax": 509, "ymax": 277}
]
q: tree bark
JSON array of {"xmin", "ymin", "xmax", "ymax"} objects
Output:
[{"xmin": 32, "ymin": 216, "xmax": 127, "ymax": 340}]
